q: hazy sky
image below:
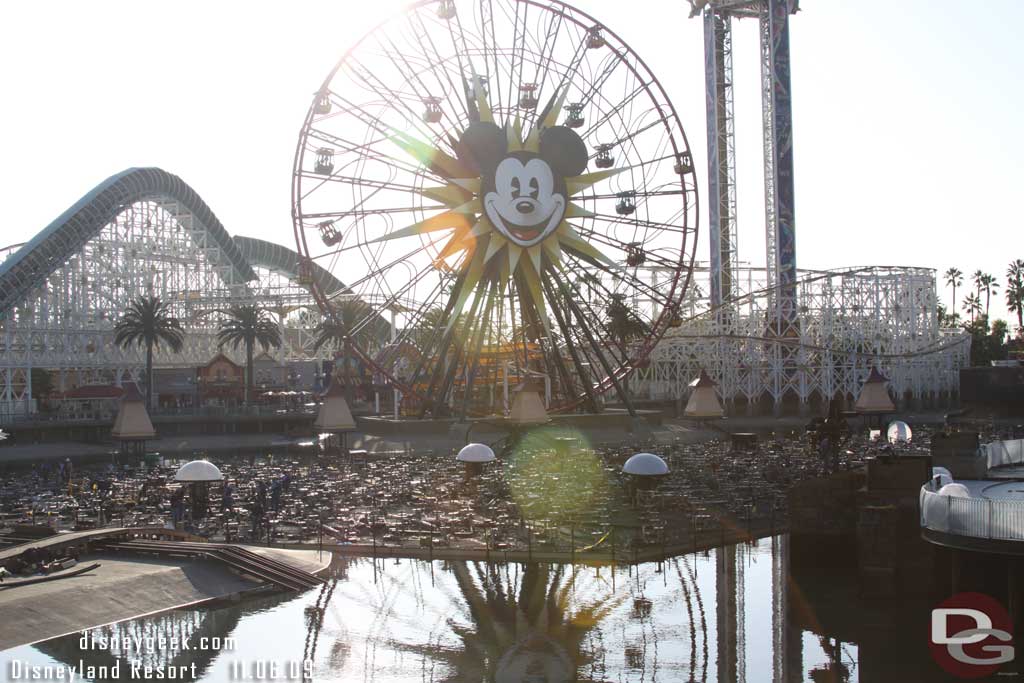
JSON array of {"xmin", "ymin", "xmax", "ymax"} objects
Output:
[{"xmin": 2, "ymin": 0, "xmax": 1021, "ymax": 323}]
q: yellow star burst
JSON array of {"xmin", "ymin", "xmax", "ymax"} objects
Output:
[{"xmin": 376, "ymin": 79, "xmax": 624, "ymax": 322}]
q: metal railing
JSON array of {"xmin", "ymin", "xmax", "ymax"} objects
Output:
[
  {"xmin": 920, "ymin": 485, "xmax": 1024, "ymax": 542},
  {"xmin": 1, "ymin": 404, "xmax": 321, "ymax": 424},
  {"xmin": 982, "ymin": 439, "xmax": 1024, "ymax": 470}
]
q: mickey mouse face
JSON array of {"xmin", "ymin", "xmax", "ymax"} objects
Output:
[
  {"xmin": 458, "ymin": 122, "xmax": 589, "ymax": 249},
  {"xmin": 485, "ymin": 153, "xmax": 565, "ymax": 247}
]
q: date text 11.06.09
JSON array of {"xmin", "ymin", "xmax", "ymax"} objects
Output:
[{"xmin": 229, "ymin": 660, "xmax": 313, "ymax": 680}]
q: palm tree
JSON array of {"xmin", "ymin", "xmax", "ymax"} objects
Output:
[
  {"xmin": 1007, "ymin": 259, "xmax": 1024, "ymax": 334},
  {"xmin": 312, "ymin": 301, "xmax": 370, "ymax": 405},
  {"xmin": 962, "ymin": 292, "xmax": 983, "ymax": 324},
  {"xmin": 972, "ymin": 269, "xmax": 985, "ymax": 298},
  {"xmin": 604, "ymin": 294, "xmax": 649, "ymax": 352},
  {"xmin": 217, "ymin": 305, "xmax": 282, "ymax": 406},
  {"xmin": 980, "ymin": 273, "xmax": 999, "ymax": 318},
  {"xmin": 944, "ymin": 267, "xmax": 963, "ymax": 313},
  {"xmin": 114, "ymin": 295, "xmax": 185, "ymax": 409}
]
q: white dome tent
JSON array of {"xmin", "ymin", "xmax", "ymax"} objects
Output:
[
  {"xmin": 174, "ymin": 460, "xmax": 223, "ymax": 527},
  {"xmin": 457, "ymin": 443, "xmax": 496, "ymax": 464},
  {"xmin": 457, "ymin": 442, "xmax": 496, "ymax": 476},
  {"xmin": 623, "ymin": 453, "xmax": 670, "ymax": 476},
  {"xmin": 174, "ymin": 460, "xmax": 223, "ymax": 482},
  {"xmin": 623, "ymin": 452, "xmax": 670, "ymax": 493}
]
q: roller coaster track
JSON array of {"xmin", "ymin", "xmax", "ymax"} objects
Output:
[{"xmin": 0, "ymin": 167, "xmax": 256, "ymax": 315}]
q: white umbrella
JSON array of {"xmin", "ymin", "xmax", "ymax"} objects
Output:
[
  {"xmin": 457, "ymin": 443, "xmax": 496, "ymax": 463},
  {"xmin": 623, "ymin": 453, "xmax": 669, "ymax": 476},
  {"xmin": 174, "ymin": 460, "xmax": 223, "ymax": 482}
]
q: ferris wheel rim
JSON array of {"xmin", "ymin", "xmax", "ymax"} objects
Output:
[{"xmin": 291, "ymin": 0, "xmax": 699, "ymax": 414}]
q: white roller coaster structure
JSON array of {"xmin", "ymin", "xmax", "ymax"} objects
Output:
[
  {"xmin": 0, "ymin": 168, "xmax": 362, "ymax": 420},
  {"xmin": 0, "ymin": 168, "xmax": 969, "ymax": 421},
  {"xmin": 633, "ymin": 263, "xmax": 970, "ymax": 411}
]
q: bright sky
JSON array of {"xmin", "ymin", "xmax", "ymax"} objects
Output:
[{"xmin": 2, "ymin": 0, "xmax": 1021, "ymax": 323}]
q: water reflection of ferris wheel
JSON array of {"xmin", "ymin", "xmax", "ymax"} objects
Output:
[{"xmin": 299, "ymin": 557, "xmax": 710, "ymax": 682}]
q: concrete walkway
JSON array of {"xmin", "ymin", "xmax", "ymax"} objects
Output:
[
  {"xmin": 0, "ymin": 546, "xmax": 331, "ymax": 650},
  {"xmin": 0, "ymin": 423, "xmax": 694, "ymax": 465},
  {"xmin": 0, "ymin": 555, "xmax": 256, "ymax": 650},
  {"xmin": 0, "ymin": 408, "xmax": 979, "ymax": 465}
]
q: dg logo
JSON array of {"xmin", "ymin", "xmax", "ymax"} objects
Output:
[{"xmin": 930, "ymin": 592, "xmax": 1015, "ymax": 679}]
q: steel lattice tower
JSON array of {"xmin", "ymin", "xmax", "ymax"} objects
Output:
[{"xmin": 694, "ymin": 0, "xmax": 799, "ymax": 333}]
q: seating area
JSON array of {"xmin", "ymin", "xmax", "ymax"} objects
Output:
[{"xmin": 3, "ymin": 424, "xmax": 1000, "ymax": 558}]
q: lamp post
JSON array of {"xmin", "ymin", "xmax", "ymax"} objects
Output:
[{"xmin": 186, "ymin": 375, "xmax": 199, "ymax": 414}]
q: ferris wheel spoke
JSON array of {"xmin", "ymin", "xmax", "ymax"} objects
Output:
[
  {"xmin": 566, "ymin": 227, "xmax": 678, "ymax": 274},
  {"xmin": 302, "ymin": 205, "xmax": 446, "ymax": 222},
  {"xmin": 529, "ymin": 6, "xmax": 565, "ymax": 100},
  {"xmin": 584, "ymin": 189, "xmax": 686, "ymax": 202},
  {"xmin": 578, "ymin": 81, "xmax": 649, "ymax": 140},
  {"xmin": 591, "ymin": 152, "xmax": 683, "ymax": 176},
  {"xmin": 584, "ymin": 212, "xmax": 692, "ymax": 238},
  {"xmin": 541, "ymin": 273, "xmax": 598, "ymax": 410},
  {"xmin": 407, "ymin": 13, "xmax": 473, "ymax": 125},
  {"xmin": 590, "ymin": 117, "xmax": 666, "ymax": 163},
  {"xmin": 427, "ymin": 276, "xmax": 489, "ymax": 415},
  {"xmin": 443, "ymin": 3, "xmax": 483, "ymax": 119},
  {"xmin": 347, "ymin": 262, "xmax": 441, "ymax": 339},
  {"xmin": 517, "ymin": 280, "xmax": 564, "ymax": 398},
  {"xmin": 503, "ymin": 0, "xmax": 526, "ymax": 117},
  {"xmin": 378, "ymin": 286, "xmax": 450, "ymax": 379},
  {"xmin": 332, "ymin": 94, "xmax": 456, "ymax": 184},
  {"xmin": 548, "ymin": 267, "xmax": 636, "ymax": 415},
  {"xmin": 404, "ymin": 314, "xmax": 452, "ymax": 403},
  {"xmin": 347, "ymin": 55, "xmax": 449, "ymax": 149},
  {"xmin": 296, "ymin": 171, "xmax": 421, "ymax": 196},
  {"xmin": 559, "ymin": 250, "xmax": 667, "ymax": 326},
  {"xmin": 458, "ymin": 279, "xmax": 500, "ymax": 415},
  {"xmin": 379, "ymin": 35, "xmax": 464, "ymax": 140},
  {"xmin": 545, "ymin": 23, "xmax": 589, "ymax": 112},
  {"xmin": 477, "ymin": 0, "xmax": 504, "ymax": 115},
  {"xmin": 574, "ymin": 54, "xmax": 631, "ymax": 121},
  {"xmin": 328, "ymin": 240, "xmax": 447, "ymax": 297},
  {"xmin": 302, "ymin": 126, "xmax": 429, "ymax": 183}
]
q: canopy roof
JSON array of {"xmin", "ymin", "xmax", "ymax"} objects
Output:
[
  {"xmin": 111, "ymin": 383, "xmax": 155, "ymax": 440},
  {"xmin": 175, "ymin": 460, "xmax": 223, "ymax": 482},
  {"xmin": 623, "ymin": 452, "xmax": 670, "ymax": 476},
  {"xmin": 457, "ymin": 443, "xmax": 496, "ymax": 463}
]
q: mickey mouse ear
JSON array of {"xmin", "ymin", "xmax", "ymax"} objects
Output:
[
  {"xmin": 540, "ymin": 126, "xmax": 588, "ymax": 177},
  {"xmin": 456, "ymin": 122, "xmax": 508, "ymax": 175}
]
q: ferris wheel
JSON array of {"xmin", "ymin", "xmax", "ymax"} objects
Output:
[{"xmin": 292, "ymin": 0, "xmax": 698, "ymax": 416}]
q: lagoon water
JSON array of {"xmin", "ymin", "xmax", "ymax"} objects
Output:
[{"xmin": 1, "ymin": 535, "xmax": 952, "ymax": 682}]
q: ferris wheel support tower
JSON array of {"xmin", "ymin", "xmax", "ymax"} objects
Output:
[{"xmin": 693, "ymin": 0, "xmax": 799, "ymax": 333}]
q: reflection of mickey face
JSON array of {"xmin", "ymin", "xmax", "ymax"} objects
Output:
[
  {"xmin": 457, "ymin": 122, "xmax": 589, "ymax": 249},
  {"xmin": 485, "ymin": 153, "xmax": 565, "ymax": 247}
]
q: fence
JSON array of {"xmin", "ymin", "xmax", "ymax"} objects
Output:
[
  {"xmin": 920, "ymin": 486, "xmax": 1024, "ymax": 542},
  {"xmin": 982, "ymin": 439, "xmax": 1024, "ymax": 470}
]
